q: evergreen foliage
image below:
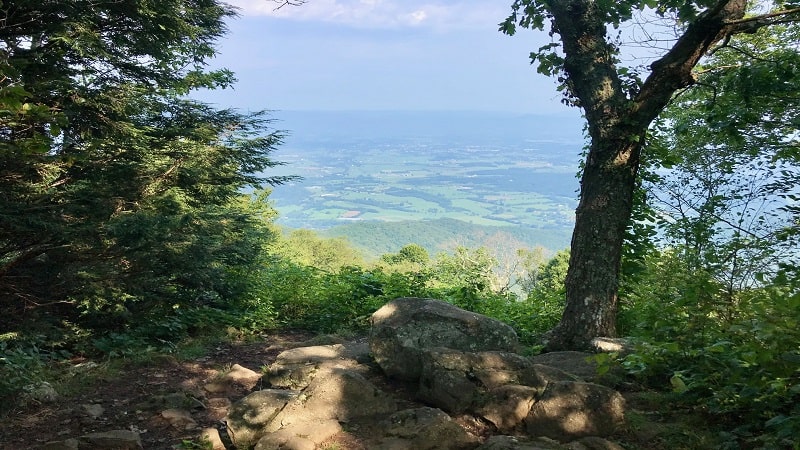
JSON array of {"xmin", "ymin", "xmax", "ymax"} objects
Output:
[{"xmin": 0, "ymin": 1, "xmax": 292, "ymax": 351}]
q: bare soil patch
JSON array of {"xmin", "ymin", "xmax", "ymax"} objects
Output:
[{"xmin": 0, "ymin": 331, "xmax": 316, "ymax": 449}]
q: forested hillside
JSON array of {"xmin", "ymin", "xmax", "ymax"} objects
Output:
[
  {"xmin": 2, "ymin": 1, "xmax": 799, "ymax": 449},
  {"xmin": 322, "ymin": 218, "xmax": 571, "ymax": 259}
]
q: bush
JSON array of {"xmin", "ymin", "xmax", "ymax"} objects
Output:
[{"xmin": 621, "ymin": 254, "xmax": 800, "ymax": 449}]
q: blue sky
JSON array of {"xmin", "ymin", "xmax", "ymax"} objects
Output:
[{"xmin": 195, "ymin": 0, "xmax": 576, "ymax": 114}]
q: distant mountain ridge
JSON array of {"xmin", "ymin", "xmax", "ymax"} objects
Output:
[{"xmin": 274, "ymin": 110, "xmax": 585, "ymax": 143}]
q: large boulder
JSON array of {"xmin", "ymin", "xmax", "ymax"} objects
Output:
[
  {"xmin": 370, "ymin": 297, "xmax": 519, "ymax": 381},
  {"xmin": 525, "ymin": 381, "xmax": 625, "ymax": 441},
  {"xmin": 417, "ymin": 348, "xmax": 533, "ymax": 413},
  {"xmin": 416, "ymin": 347, "xmax": 578, "ymax": 431}
]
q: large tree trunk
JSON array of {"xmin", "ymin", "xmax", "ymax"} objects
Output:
[
  {"xmin": 541, "ymin": 0, "xmax": 751, "ymax": 350},
  {"xmin": 547, "ymin": 136, "xmax": 641, "ymax": 349}
]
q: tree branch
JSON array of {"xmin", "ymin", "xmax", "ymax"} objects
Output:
[
  {"xmin": 271, "ymin": 0, "xmax": 307, "ymax": 11},
  {"xmin": 632, "ymin": 0, "xmax": 749, "ymax": 126},
  {"xmin": 725, "ymin": 6, "xmax": 800, "ymax": 30}
]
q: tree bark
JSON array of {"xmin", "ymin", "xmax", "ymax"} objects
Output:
[{"xmin": 543, "ymin": 0, "xmax": 752, "ymax": 350}]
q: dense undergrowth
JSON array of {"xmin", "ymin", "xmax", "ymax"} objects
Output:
[{"xmin": 3, "ymin": 230, "xmax": 798, "ymax": 449}]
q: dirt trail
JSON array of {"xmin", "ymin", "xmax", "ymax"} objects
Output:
[{"xmin": 0, "ymin": 332, "xmax": 316, "ymax": 449}]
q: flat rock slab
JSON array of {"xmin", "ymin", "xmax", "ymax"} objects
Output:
[
  {"xmin": 225, "ymin": 389, "xmax": 300, "ymax": 448},
  {"xmin": 530, "ymin": 352, "xmax": 597, "ymax": 381},
  {"xmin": 266, "ymin": 343, "xmax": 370, "ymax": 389},
  {"xmin": 78, "ymin": 430, "xmax": 143, "ymax": 449},
  {"xmin": 478, "ymin": 435, "xmax": 566, "ymax": 450},
  {"xmin": 377, "ymin": 407, "xmax": 481, "ymax": 450},
  {"xmin": 268, "ymin": 369, "xmax": 396, "ymax": 431}
]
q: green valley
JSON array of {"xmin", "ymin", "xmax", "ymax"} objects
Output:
[{"xmin": 267, "ymin": 111, "xmax": 584, "ymax": 254}]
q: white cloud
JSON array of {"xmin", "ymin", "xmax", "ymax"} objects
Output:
[
  {"xmin": 406, "ymin": 10, "xmax": 428, "ymax": 26},
  {"xmin": 224, "ymin": 0, "xmax": 508, "ymax": 30}
]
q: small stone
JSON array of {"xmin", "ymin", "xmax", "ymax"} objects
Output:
[
  {"xmin": 81, "ymin": 403, "xmax": 105, "ymax": 419},
  {"xmin": 204, "ymin": 382, "xmax": 229, "ymax": 394},
  {"xmin": 41, "ymin": 438, "xmax": 79, "ymax": 450},
  {"xmin": 161, "ymin": 408, "xmax": 198, "ymax": 430},
  {"xmin": 566, "ymin": 436, "xmax": 626, "ymax": 450},
  {"xmin": 23, "ymin": 381, "xmax": 59, "ymax": 404},
  {"xmin": 199, "ymin": 427, "xmax": 227, "ymax": 450},
  {"xmin": 224, "ymin": 364, "xmax": 261, "ymax": 384},
  {"xmin": 78, "ymin": 430, "xmax": 143, "ymax": 449}
]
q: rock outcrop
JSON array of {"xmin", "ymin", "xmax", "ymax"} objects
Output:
[
  {"xmin": 182, "ymin": 297, "xmax": 628, "ymax": 449},
  {"xmin": 370, "ymin": 297, "xmax": 519, "ymax": 381}
]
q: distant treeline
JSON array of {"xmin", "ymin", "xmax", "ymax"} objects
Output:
[{"xmin": 321, "ymin": 218, "xmax": 572, "ymax": 258}]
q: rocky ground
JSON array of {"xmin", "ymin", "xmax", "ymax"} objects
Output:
[
  {"xmin": 0, "ymin": 332, "xmax": 318, "ymax": 449},
  {"xmin": 0, "ymin": 299, "xmax": 686, "ymax": 450}
]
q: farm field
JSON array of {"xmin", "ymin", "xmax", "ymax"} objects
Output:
[{"xmin": 266, "ymin": 111, "xmax": 585, "ymax": 255}]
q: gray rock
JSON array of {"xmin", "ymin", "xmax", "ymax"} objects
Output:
[
  {"xmin": 370, "ymin": 297, "xmax": 519, "ymax": 381},
  {"xmin": 377, "ymin": 407, "xmax": 480, "ymax": 450},
  {"xmin": 254, "ymin": 419, "xmax": 342, "ymax": 450},
  {"xmin": 589, "ymin": 338, "xmax": 634, "ymax": 356},
  {"xmin": 267, "ymin": 369, "xmax": 396, "ymax": 431},
  {"xmin": 418, "ymin": 348, "xmax": 532, "ymax": 413},
  {"xmin": 161, "ymin": 408, "xmax": 198, "ymax": 430},
  {"xmin": 41, "ymin": 439, "xmax": 80, "ymax": 450},
  {"xmin": 205, "ymin": 364, "xmax": 262, "ymax": 394},
  {"xmin": 477, "ymin": 435, "xmax": 566, "ymax": 450},
  {"xmin": 530, "ymin": 352, "xmax": 598, "ymax": 381},
  {"xmin": 79, "ymin": 403, "xmax": 105, "ymax": 420},
  {"xmin": 265, "ymin": 343, "xmax": 370, "ymax": 389},
  {"xmin": 22, "ymin": 381, "xmax": 59, "ymax": 405},
  {"xmin": 415, "ymin": 347, "xmax": 581, "ymax": 425},
  {"xmin": 77, "ymin": 430, "xmax": 143, "ymax": 449},
  {"xmin": 224, "ymin": 389, "xmax": 300, "ymax": 448},
  {"xmin": 476, "ymin": 385, "xmax": 539, "ymax": 432},
  {"xmin": 565, "ymin": 436, "xmax": 627, "ymax": 450},
  {"xmin": 525, "ymin": 381, "xmax": 625, "ymax": 441}
]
